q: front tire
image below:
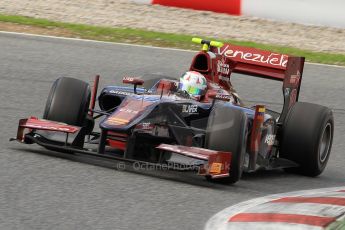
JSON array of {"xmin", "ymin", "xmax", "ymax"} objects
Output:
[
  {"xmin": 280, "ymin": 102, "xmax": 334, "ymax": 176},
  {"xmin": 205, "ymin": 104, "xmax": 247, "ymax": 184},
  {"xmin": 43, "ymin": 77, "xmax": 91, "ymax": 126}
]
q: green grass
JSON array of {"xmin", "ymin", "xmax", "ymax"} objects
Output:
[{"xmin": 1, "ymin": 14, "xmax": 345, "ymax": 66}]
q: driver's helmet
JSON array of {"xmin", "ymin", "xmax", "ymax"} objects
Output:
[{"xmin": 179, "ymin": 71, "xmax": 207, "ymax": 100}]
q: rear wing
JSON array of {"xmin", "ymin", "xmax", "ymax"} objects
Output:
[{"xmin": 211, "ymin": 44, "xmax": 305, "ymax": 122}]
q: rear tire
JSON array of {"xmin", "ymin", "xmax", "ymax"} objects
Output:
[
  {"xmin": 205, "ymin": 104, "xmax": 247, "ymax": 184},
  {"xmin": 43, "ymin": 77, "xmax": 91, "ymax": 126},
  {"xmin": 280, "ymin": 102, "xmax": 334, "ymax": 176}
]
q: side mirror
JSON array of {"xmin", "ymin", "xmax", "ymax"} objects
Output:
[
  {"xmin": 123, "ymin": 76, "xmax": 144, "ymax": 86},
  {"xmin": 123, "ymin": 76, "xmax": 144, "ymax": 94}
]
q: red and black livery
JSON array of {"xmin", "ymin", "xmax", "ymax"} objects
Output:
[{"xmin": 11, "ymin": 38, "xmax": 334, "ymax": 184}]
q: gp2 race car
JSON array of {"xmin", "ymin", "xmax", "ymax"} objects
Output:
[{"xmin": 11, "ymin": 38, "xmax": 334, "ymax": 184}]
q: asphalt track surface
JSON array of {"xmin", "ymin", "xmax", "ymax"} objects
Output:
[{"xmin": 0, "ymin": 32, "xmax": 344, "ymax": 230}]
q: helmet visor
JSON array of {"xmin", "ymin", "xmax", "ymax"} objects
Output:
[{"xmin": 179, "ymin": 82, "xmax": 204, "ymax": 96}]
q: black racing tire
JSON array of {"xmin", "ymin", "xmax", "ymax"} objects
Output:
[
  {"xmin": 43, "ymin": 77, "xmax": 91, "ymax": 126},
  {"xmin": 205, "ymin": 104, "xmax": 247, "ymax": 184},
  {"xmin": 280, "ymin": 102, "xmax": 334, "ymax": 176}
]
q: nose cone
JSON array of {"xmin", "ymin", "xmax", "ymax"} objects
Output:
[{"xmin": 102, "ymin": 97, "xmax": 154, "ymax": 128}]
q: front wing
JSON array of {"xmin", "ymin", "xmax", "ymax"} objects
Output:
[{"xmin": 11, "ymin": 117, "xmax": 232, "ymax": 179}]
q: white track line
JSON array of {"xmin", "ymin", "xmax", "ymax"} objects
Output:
[
  {"xmin": 1, "ymin": 30, "xmax": 344, "ymax": 69},
  {"xmin": 0, "ymin": 30, "xmax": 192, "ymax": 53}
]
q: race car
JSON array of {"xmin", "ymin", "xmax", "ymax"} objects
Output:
[{"xmin": 11, "ymin": 38, "xmax": 334, "ymax": 184}]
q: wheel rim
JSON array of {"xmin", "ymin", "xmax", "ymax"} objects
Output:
[{"xmin": 319, "ymin": 123, "xmax": 332, "ymax": 163}]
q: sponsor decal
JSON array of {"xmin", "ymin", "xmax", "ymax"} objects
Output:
[
  {"xmin": 106, "ymin": 117, "xmax": 129, "ymax": 125},
  {"xmin": 119, "ymin": 108, "xmax": 139, "ymax": 114},
  {"xmin": 182, "ymin": 104, "xmax": 198, "ymax": 114},
  {"xmin": 264, "ymin": 134, "xmax": 276, "ymax": 146},
  {"xmin": 214, "ymin": 94, "xmax": 234, "ymax": 103},
  {"xmin": 209, "ymin": 163, "xmax": 222, "ymax": 174},
  {"xmin": 215, "ymin": 94, "xmax": 231, "ymax": 100},
  {"xmin": 123, "ymin": 76, "xmax": 144, "ymax": 85},
  {"xmin": 109, "ymin": 90, "xmax": 132, "ymax": 96},
  {"xmin": 290, "ymin": 70, "xmax": 301, "ymax": 86},
  {"xmin": 27, "ymin": 124, "xmax": 72, "ymax": 132},
  {"xmin": 217, "ymin": 45, "xmax": 288, "ymax": 68},
  {"xmin": 217, "ymin": 60, "xmax": 230, "ymax": 75},
  {"xmin": 258, "ymin": 107, "xmax": 266, "ymax": 113},
  {"xmin": 136, "ymin": 122, "xmax": 154, "ymax": 130},
  {"xmin": 123, "ymin": 76, "xmax": 135, "ymax": 82}
]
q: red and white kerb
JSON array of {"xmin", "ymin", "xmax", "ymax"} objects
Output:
[{"xmin": 205, "ymin": 187, "xmax": 345, "ymax": 230}]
